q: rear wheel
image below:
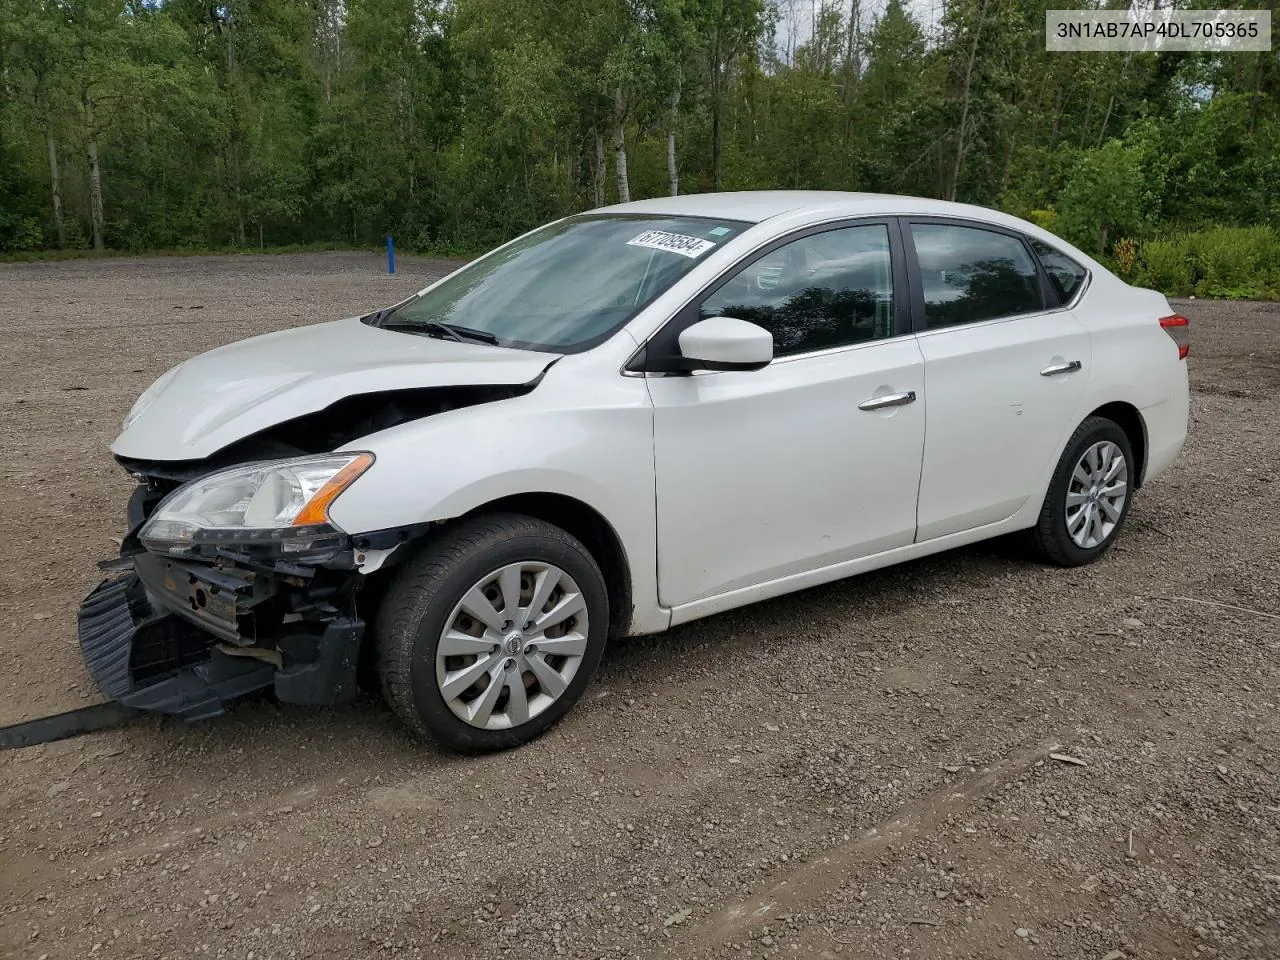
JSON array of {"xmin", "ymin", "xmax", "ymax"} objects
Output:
[
  {"xmin": 376, "ymin": 513, "xmax": 609, "ymax": 752},
  {"xmin": 1028, "ymin": 416, "xmax": 1134, "ymax": 566}
]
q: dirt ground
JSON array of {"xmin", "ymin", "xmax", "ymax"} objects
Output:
[{"xmin": 0, "ymin": 252, "xmax": 1276, "ymax": 960}]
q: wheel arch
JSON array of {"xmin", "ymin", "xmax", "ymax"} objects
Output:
[
  {"xmin": 1087, "ymin": 401, "xmax": 1147, "ymax": 487},
  {"xmin": 457, "ymin": 493, "xmax": 634, "ymax": 639}
]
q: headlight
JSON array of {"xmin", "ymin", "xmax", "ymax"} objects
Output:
[
  {"xmin": 123, "ymin": 363, "xmax": 183, "ymax": 430},
  {"xmin": 140, "ymin": 453, "xmax": 374, "ymax": 559}
]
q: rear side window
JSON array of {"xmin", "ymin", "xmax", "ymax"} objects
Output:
[
  {"xmin": 910, "ymin": 224, "xmax": 1042, "ymax": 329},
  {"xmin": 1031, "ymin": 239, "xmax": 1088, "ymax": 304}
]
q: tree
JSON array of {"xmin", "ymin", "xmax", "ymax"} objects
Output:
[
  {"xmin": 1058, "ymin": 124, "xmax": 1166, "ymax": 256},
  {"xmin": 686, "ymin": 0, "xmax": 763, "ymax": 190},
  {"xmin": 0, "ymin": 0, "xmax": 1273, "ymax": 256},
  {"xmin": 5, "ymin": 0, "xmax": 77, "ymax": 246}
]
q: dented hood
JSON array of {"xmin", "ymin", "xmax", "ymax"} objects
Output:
[{"xmin": 112, "ymin": 317, "xmax": 558, "ymax": 461}]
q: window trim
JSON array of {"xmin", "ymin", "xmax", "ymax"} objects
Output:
[
  {"xmin": 1028, "ymin": 237, "xmax": 1092, "ymax": 310},
  {"xmin": 900, "ymin": 216, "xmax": 1059, "ymax": 334},
  {"xmin": 626, "ymin": 216, "xmax": 912, "ymax": 374}
]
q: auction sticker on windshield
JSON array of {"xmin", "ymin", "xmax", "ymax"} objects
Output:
[{"xmin": 627, "ymin": 230, "xmax": 716, "ymax": 258}]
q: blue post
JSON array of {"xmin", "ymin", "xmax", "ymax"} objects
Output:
[{"xmin": 386, "ymin": 234, "xmax": 396, "ymax": 275}]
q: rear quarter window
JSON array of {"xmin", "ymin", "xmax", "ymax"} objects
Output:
[
  {"xmin": 910, "ymin": 223, "xmax": 1042, "ymax": 329},
  {"xmin": 1031, "ymin": 239, "xmax": 1089, "ymax": 304}
]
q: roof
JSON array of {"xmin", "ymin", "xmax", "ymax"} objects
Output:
[{"xmin": 600, "ymin": 190, "xmax": 1025, "ymax": 229}]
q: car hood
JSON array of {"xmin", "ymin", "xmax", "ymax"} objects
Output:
[{"xmin": 112, "ymin": 317, "xmax": 558, "ymax": 461}]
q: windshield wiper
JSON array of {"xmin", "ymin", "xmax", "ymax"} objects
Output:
[
  {"xmin": 363, "ymin": 305, "xmax": 397, "ymax": 324},
  {"xmin": 379, "ymin": 319, "xmax": 500, "ymax": 345}
]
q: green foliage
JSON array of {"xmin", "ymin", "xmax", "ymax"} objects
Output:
[
  {"xmin": 1136, "ymin": 227, "xmax": 1280, "ymax": 300},
  {"xmin": 1112, "ymin": 237, "xmax": 1137, "ymax": 278},
  {"xmin": 1026, "ymin": 207, "xmax": 1058, "ymax": 232},
  {"xmin": 1162, "ymin": 94, "xmax": 1280, "ymax": 228},
  {"xmin": 1056, "ymin": 121, "xmax": 1169, "ymax": 258},
  {"xmin": 1139, "ymin": 238, "xmax": 1195, "ymax": 297},
  {"xmin": 0, "ymin": 127, "xmax": 45, "ymax": 250},
  {"xmin": 0, "ymin": 0, "xmax": 1275, "ymax": 303}
]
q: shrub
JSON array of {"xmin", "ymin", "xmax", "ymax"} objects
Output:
[
  {"xmin": 1189, "ymin": 226, "xmax": 1280, "ymax": 299},
  {"xmin": 1027, "ymin": 207, "xmax": 1058, "ymax": 232},
  {"xmin": 1113, "ymin": 237, "xmax": 1138, "ymax": 277},
  {"xmin": 0, "ymin": 192, "xmax": 44, "ymax": 251},
  {"xmin": 1135, "ymin": 226, "xmax": 1280, "ymax": 300},
  {"xmin": 1139, "ymin": 238, "xmax": 1194, "ymax": 296}
]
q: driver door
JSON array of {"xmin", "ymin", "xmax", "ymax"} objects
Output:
[{"xmin": 641, "ymin": 221, "xmax": 927, "ymax": 610}]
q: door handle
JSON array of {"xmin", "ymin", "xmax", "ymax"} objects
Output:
[
  {"xmin": 858, "ymin": 390, "xmax": 917, "ymax": 411},
  {"xmin": 1040, "ymin": 360, "xmax": 1083, "ymax": 377}
]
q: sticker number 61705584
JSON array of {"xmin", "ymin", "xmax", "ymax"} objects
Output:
[{"xmin": 626, "ymin": 230, "xmax": 716, "ymax": 259}]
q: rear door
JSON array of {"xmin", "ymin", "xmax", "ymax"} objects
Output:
[{"xmin": 905, "ymin": 219, "xmax": 1092, "ymax": 541}]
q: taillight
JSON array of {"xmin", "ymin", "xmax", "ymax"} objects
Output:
[{"xmin": 1159, "ymin": 314, "xmax": 1189, "ymax": 360}]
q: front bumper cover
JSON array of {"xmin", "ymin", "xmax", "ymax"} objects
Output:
[{"xmin": 77, "ymin": 553, "xmax": 364, "ymax": 721}]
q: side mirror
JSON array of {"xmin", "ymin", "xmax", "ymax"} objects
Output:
[{"xmin": 677, "ymin": 317, "xmax": 773, "ymax": 372}]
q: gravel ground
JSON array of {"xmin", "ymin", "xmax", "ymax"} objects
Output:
[{"xmin": 0, "ymin": 252, "xmax": 1276, "ymax": 960}]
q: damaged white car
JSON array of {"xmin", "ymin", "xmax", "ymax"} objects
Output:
[{"xmin": 80, "ymin": 192, "xmax": 1189, "ymax": 751}]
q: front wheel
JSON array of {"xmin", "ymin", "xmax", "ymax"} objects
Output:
[
  {"xmin": 376, "ymin": 513, "xmax": 609, "ymax": 752},
  {"xmin": 1028, "ymin": 416, "xmax": 1135, "ymax": 566}
]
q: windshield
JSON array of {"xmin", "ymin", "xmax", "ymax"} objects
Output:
[{"xmin": 374, "ymin": 214, "xmax": 747, "ymax": 352}]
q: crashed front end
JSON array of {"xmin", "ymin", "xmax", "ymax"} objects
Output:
[
  {"xmin": 77, "ymin": 454, "xmax": 380, "ymax": 721},
  {"xmin": 73, "ymin": 312, "xmax": 557, "ymax": 723}
]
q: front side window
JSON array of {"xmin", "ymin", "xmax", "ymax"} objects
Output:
[
  {"xmin": 376, "ymin": 215, "xmax": 745, "ymax": 353},
  {"xmin": 911, "ymin": 224, "xmax": 1042, "ymax": 329},
  {"xmin": 698, "ymin": 224, "xmax": 895, "ymax": 356},
  {"xmin": 1031, "ymin": 239, "xmax": 1088, "ymax": 304}
]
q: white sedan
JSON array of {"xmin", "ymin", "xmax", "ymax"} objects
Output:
[{"xmin": 83, "ymin": 192, "xmax": 1189, "ymax": 750}]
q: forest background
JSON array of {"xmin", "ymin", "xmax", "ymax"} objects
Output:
[{"xmin": 1, "ymin": 0, "xmax": 1277, "ymax": 298}]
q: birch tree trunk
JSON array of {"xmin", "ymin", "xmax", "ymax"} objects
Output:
[
  {"xmin": 1095, "ymin": 52, "xmax": 1132, "ymax": 148},
  {"xmin": 666, "ymin": 86, "xmax": 680, "ymax": 196},
  {"xmin": 225, "ymin": 1, "xmax": 246, "ymax": 246},
  {"xmin": 45, "ymin": 123, "xmax": 66, "ymax": 247},
  {"xmin": 613, "ymin": 87, "xmax": 630, "ymax": 204},
  {"xmin": 844, "ymin": 0, "xmax": 860, "ymax": 81},
  {"xmin": 316, "ymin": 0, "xmax": 337, "ymax": 105},
  {"xmin": 665, "ymin": 131, "xmax": 678, "ymax": 197},
  {"xmin": 840, "ymin": 0, "xmax": 861, "ymax": 144},
  {"xmin": 84, "ymin": 91, "xmax": 105, "ymax": 252},
  {"xmin": 947, "ymin": 0, "xmax": 989, "ymax": 202},
  {"xmin": 594, "ymin": 133, "xmax": 605, "ymax": 207},
  {"xmin": 232, "ymin": 142, "xmax": 246, "ymax": 246},
  {"xmin": 711, "ymin": 58, "xmax": 724, "ymax": 191}
]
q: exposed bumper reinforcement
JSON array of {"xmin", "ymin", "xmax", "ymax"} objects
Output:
[
  {"xmin": 77, "ymin": 567, "xmax": 364, "ymax": 721},
  {"xmin": 79, "ymin": 574, "xmax": 275, "ymax": 720}
]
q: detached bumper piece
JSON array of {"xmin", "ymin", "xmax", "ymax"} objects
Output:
[
  {"xmin": 78, "ymin": 553, "xmax": 364, "ymax": 722},
  {"xmin": 0, "ymin": 702, "xmax": 145, "ymax": 750}
]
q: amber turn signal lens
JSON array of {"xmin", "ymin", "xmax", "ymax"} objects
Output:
[{"xmin": 291, "ymin": 453, "xmax": 374, "ymax": 526}]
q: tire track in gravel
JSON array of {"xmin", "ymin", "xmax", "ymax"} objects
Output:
[{"xmin": 686, "ymin": 736, "xmax": 1068, "ymax": 950}]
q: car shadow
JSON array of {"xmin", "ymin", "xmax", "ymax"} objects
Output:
[
  {"xmin": 601, "ymin": 536, "xmax": 1029, "ymax": 672},
  {"xmin": 109, "ymin": 536, "xmax": 1032, "ymax": 766}
]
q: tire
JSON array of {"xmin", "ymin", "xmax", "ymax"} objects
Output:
[
  {"xmin": 376, "ymin": 513, "xmax": 609, "ymax": 752},
  {"xmin": 1027, "ymin": 416, "xmax": 1135, "ymax": 567}
]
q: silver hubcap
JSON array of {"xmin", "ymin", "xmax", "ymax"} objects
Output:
[
  {"xmin": 1065, "ymin": 440, "xmax": 1128, "ymax": 549},
  {"xmin": 436, "ymin": 561, "xmax": 589, "ymax": 730}
]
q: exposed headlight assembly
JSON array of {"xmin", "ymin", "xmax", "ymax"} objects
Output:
[{"xmin": 139, "ymin": 453, "xmax": 374, "ymax": 560}]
